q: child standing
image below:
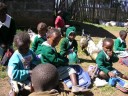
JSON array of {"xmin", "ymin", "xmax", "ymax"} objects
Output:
[
  {"xmin": 0, "ymin": 2, "xmax": 16, "ymax": 65},
  {"xmin": 41, "ymin": 28, "xmax": 89, "ymax": 93},
  {"xmin": 8, "ymin": 32, "xmax": 40, "ymax": 96},
  {"xmin": 113, "ymin": 30, "xmax": 128, "ymax": 66},
  {"xmin": 31, "ymin": 22, "xmax": 47, "ymax": 56},
  {"xmin": 60, "ymin": 26, "xmax": 78, "ymax": 64},
  {"xmin": 55, "ymin": 10, "xmax": 65, "ymax": 29},
  {"xmin": 55, "ymin": 10, "xmax": 69, "ymax": 36},
  {"xmin": 96, "ymin": 38, "xmax": 128, "ymax": 80}
]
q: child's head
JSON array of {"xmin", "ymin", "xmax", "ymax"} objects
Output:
[
  {"xmin": 37, "ymin": 22, "xmax": 47, "ymax": 37},
  {"xmin": 102, "ymin": 38, "xmax": 114, "ymax": 53},
  {"xmin": 66, "ymin": 26, "xmax": 76, "ymax": 40},
  {"xmin": 13, "ymin": 31, "xmax": 31, "ymax": 55},
  {"xmin": 47, "ymin": 28, "xmax": 61, "ymax": 47},
  {"xmin": 31, "ymin": 64, "xmax": 59, "ymax": 92},
  {"xmin": 57, "ymin": 10, "xmax": 63, "ymax": 16},
  {"xmin": 119, "ymin": 30, "xmax": 127, "ymax": 40},
  {"xmin": 0, "ymin": 2, "xmax": 7, "ymax": 22}
]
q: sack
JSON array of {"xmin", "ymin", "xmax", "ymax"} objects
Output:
[
  {"xmin": 1, "ymin": 48, "xmax": 13, "ymax": 66},
  {"xmin": 87, "ymin": 65, "xmax": 99, "ymax": 79},
  {"xmin": 116, "ymin": 77, "xmax": 128, "ymax": 93},
  {"xmin": 109, "ymin": 77, "xmax": 128, "ymax": 93},
  {"xmin": 68, "ymin": 52, "xmax": 79, "ymax": 65},
  {"xmin": 63, "ymin": 65, "xmax": 91, "ymax": 88}
]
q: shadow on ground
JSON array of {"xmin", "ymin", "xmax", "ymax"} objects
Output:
[
  {"xmin": 69, "ymin": 21, "xmax": 116, "ymax": 39},
  {"xmin": 79, "ymin": 58, "xmax": 95, "ymax": 64}
]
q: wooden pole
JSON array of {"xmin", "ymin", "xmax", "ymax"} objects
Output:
[{"xmin": 92, "ymin": 0, "xmax": 96, "ymax": 23}]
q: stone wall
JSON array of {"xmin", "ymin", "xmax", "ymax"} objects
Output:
[{"xmin": 4, "ymin": 0, "xmax": 55, "ymax": 28}]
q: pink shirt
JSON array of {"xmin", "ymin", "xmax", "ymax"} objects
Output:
[{"xmin": 55, "ymin": 16, "xmax": 65, "ymax": 28}]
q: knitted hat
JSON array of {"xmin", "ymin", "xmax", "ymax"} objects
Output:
[{"xmin": 66, "ymin": 26, "xmax": 76, "ymax": 37}]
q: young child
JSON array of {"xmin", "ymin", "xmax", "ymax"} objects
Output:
[
  {"xmin": 8, "ymin": 32, "xmax": 40, "ymax": 96},
  {"xmin": 0, "ymin": 2, "xmax": 16, "ymax": 57},
  {"xmin": 60, "ymin": 26, "xmax": 78, "ymax": 64},
  {"xmin": 31, "ymin": 22, "xmax": 47, "ymax": 57},
  {"xmin": 55, "ymin": 10, "xmax": 69, "ymax": 36},
  {"xmin": 113, "ymin": 30, "xmax": 128, "ymax": 66},
  {"xmin": 29, "ymin": 64, "xmax": 59, "ymax": 96},
  {"xmin": 96, "ymin": 38, "xmax": 128, "ymax": 80},
  {"xmin": 41, "ymin": 28, "xmax": 88, "ymax": 93},
  {"xmin": 55, "ymin": 10, "xmax": 65, "ymax": 29}
]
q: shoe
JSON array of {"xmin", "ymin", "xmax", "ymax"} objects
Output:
[{"xmin": 72, "ymin": 85, "xmax": 90, "ymax": 93}]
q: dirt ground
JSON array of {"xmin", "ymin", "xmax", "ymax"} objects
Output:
[{"xmin": 0, "ymin": 29, "xmax": 128, "ymax": 96}]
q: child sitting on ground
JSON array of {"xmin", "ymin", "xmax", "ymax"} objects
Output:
[
  {"xmin": 29, "ymin": 64, "xmax": 59, "ymax": 96},
  {"xmin": 60, "ymin": 26, "xmax": 79, "ymax": 64},
  {"xmin": 113, "ymin": 30, "xmax": 128, "ymax": 66},
  {"xmin": 41, "ymin": 28, "xmax": 89, "ymax": 93},
  {"xmin": 96, "ymin": 38, "xmax": 128, "ymax": 80},
  {"xmin": 31, "ymin": 22, "xmax": 47, "ymax": 57},
  {"xmin": 8, "ymin": 32, "xmax": 40, "ymax": 96}
]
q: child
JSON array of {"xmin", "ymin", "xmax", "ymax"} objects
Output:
[
  {"xmin": 96, "ymin": 38, "xmax": 128, "ymax": 80},
  {"xmin": 55, "ymin": 10, "xmax": 69, "ymax": 36},
  {"xmin": 60, "ymin": 26, "xmax": 78, "ymax": 64},
  {"xmin": 0, "ymin": 2, "xmax": 16, "ymax": 57},
  {"xmin": 113, "ymin": 30, "xmax": 128, "ymax": 66},
  {"xmin": 8, "ymin": 32, "xmax": 40, "ymax": 96},
  {"xmin": 29, "ymin": 64, "xmax": 59, "ymax": 96},
  {"xmin": 41, "ymin": 28, "xmax": 89, "ymax": 93},
  {"xmin": 31, "ymin": 22, "xmax": 47, "ymax": 57},
  {"xmin": 55, "ymin": 10, "xmax": 65, "ymax": 29}
]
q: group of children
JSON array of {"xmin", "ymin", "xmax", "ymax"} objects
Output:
[{"xmin": 1, "ymin": 1, "xmax": 128, "ymax": 96}]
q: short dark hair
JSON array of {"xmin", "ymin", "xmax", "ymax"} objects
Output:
[
  {"xmin": 46, "ymin": 28, "xmax": 61, "ymax": 38},
  {"xmin": 13, "ymin": 31, "xmax": 30, "ymax": 48},
  {"xmin": 37, "ymin": 22, "xmax": 47, "ymax": 33},
  {"xmin": 31, "ymin": 64, "xmax": 59, "ymax": 91},
  {"xmin": 103, "ymin": 38, "xmax": 113, "ymax": 47},
  {"xmin": 119, "ymin": 30, "xmax": 127, "ymax": 37},
  {"xmin": 0, "ymin": 2, "xmax": 7, "ymax": 14}
]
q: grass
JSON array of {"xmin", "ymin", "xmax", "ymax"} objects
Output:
[
  {"xmin": 0, "ymin": 65, "xmax": 7, "ymax": 79},
  {"xmin": 0, "ymin": 24, "xmax": 128, "ymax": 96},
  {"xmin": 84, "ymin": 22, "xmax": 127, "ymax": 32}
]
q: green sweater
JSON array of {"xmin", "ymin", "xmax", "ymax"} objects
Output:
[
  {"xmin": 114, "ymin": 38, "xmax": 126, "ymax": 51},
  {"xmin": 60, "ymin": 38, "xmax": 77, "ymax": 56},
  {"xmin": 96, "ymin": 50, "xmax": 119, "ymax": 74},
  {"xmin": 41, "ymin": 42, "xmax": 69, "ymax": 67},
  {"xmin": 31, "ymin": 35, "xmax": 46, "ymax": 55}
]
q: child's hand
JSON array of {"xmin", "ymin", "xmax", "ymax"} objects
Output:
[{"xmin": 108, "ymin": 72, "xmax": 116, "ymax": 78}]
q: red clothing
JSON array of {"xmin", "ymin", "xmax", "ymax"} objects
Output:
[{"xmin": 55, "ymin": 16, "xmax": 65, "ymax": 28}]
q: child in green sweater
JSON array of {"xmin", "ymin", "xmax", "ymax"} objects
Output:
[
  {"xmin": 114, "ymin": 30, "xmax": 128, "ymax": 66},
  {"xmin": 96, "ymin": 38, "xmax": 128, "ymax": 80},
  {"xmin": 41, "ymin": 28, "xmax": 89, "ymax": 93},
  {"xmin": 31, "ymin": 22, "xmax": 47, "ymax": 57},
  {"xmin": 60, "ymin": 26, "xmax": 78, "ymax": 64}
]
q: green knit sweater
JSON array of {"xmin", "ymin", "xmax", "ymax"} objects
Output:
[
  {"xmin": 96, "ymin": 50, "xmax": 119, "ymax": 74},
  {"xmin": 41, "ymin": 42, "xmax": 69, "ymax": 67},
  {"xmin": 31, "ymin": 35, "xmax": 46, "ymax": 55},
  {"xmin": 60, "ymin": 38, "xmax": 77, "ymax": 56},
  {"xmin": 114, "ymin": 38, "xmax": 126, "ymax": 51}
]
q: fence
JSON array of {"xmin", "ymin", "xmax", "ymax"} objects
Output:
[{"xmin": 55, "ymin": 0, "xmax": 128, "ymax": 23}]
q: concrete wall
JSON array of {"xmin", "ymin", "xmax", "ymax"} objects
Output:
[{"xmin": 4, "ymin": 0, "xmax": 55, "ymax": 28}]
